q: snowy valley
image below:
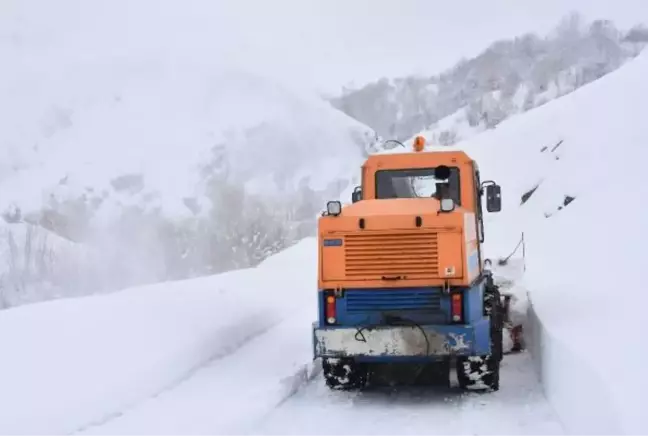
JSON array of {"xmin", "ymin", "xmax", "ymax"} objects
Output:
[{"xmin": 1, "ymin": 4, "xmax": 648, "ymax": 436}]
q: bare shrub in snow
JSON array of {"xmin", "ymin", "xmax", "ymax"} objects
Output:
[
  {"xmin": 0, "ymin": 222, "xmax": 88, "ymax": 309},
  {"xmin": 0, "ymin": 172, "xmax": 327, "ymax": 308}
]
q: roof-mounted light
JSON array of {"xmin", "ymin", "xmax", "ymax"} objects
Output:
[{"xmin": 413, "ymin": 136, "xmax": 425, "ymax": 152}]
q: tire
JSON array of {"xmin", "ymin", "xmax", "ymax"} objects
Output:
[
  {"xmin": 322, "ymin": 358, "xmax": 368, "ymax": 390},
  {"xmin": 456, "ymin": 282, "xmax": 503, "ymax": 392}
]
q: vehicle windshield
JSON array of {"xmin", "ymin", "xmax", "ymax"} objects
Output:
[{"xmin": 375, "ymin": 167, "xmax": 461, "ymax": 204}]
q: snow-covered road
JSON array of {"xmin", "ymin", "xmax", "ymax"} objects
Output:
[
  {"xmin": 67, "ymin": 253, "xmax": 562, "ymax": 436},
  {"xmin": 80, "ymin": 323, "xmax": 563, "ymax": 435},
  {"xmin": 245, "ymin": 352, "xmax": 563, "ymax": 435},
  {"xmin": 77, "ymin": 312, "xmax": 317, "ymax": 435},
  {"xmin": 0, "ymin": 235, "xmax": 564, "ymax": 435}
]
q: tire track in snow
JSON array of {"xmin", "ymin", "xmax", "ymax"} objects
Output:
[
  {"xmin": 274, "ymin": 357, "xmax": 323, "ymax": 408},
  {"xmin": 77, "ymin": 313, "xmax": 318, "ymax": 435},
  {"xmin": 72, "ymin": 312, "xmax": 284, "ymax": 435},
  {"xmin": 249, "ymin": 352, "xmax": 565, "ymax": 435}
]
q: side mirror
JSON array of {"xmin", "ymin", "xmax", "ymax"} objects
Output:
[
  {"xmin": 434, "ymin": 165, "xmax": 450, "ymax": 180},
  {"xmin": 485, "ymin": 184, "xmax": 502, "ymax": 212},
  {"xmin": 351, "ymin": 186, "xmax": 362, "ymax": 203}
]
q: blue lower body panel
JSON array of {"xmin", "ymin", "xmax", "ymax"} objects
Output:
[{"xmin": 312, "ymin": 317, "xmax": 491, "ymax": 363}]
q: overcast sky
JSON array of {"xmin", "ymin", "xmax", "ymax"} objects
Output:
[{"xmin": 3, "ymin": 0, "xmax": 647, "ymax": 93}]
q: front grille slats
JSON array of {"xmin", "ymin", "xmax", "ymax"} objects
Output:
[
  {"xmin": 345, "ymin": 258, "xmax": 438, "ymax": 266},
  {"xmin": 344, "ymin": 231, "xmax": 439, "ymax": 279},
  {"xmin": 345, "ymin": 289, "xmax": 442, "ymax": 312}
]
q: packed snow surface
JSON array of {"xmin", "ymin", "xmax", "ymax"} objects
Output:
[{"xmin": 0, "ymin": 239, "xmax": 317, "ymax": 435}]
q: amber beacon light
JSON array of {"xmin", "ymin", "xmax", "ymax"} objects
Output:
[{"xmin": 413, "ymin": 136, "xmax": 425, "ymax": 152}]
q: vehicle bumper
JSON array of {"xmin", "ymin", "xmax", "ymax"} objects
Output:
[{"xmin": 313, "ymin": 319, "xmax": 491, "ymax": 361}]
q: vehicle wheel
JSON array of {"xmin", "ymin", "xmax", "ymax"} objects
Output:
[
  {"xmin": 322, "ymin": 358, "xmax": 368, "ymax": 390},
  {"xmin": 457, "ymin": 283, "xmax": 503, "ymax": 392},
  {"xmin": 456, "ymin": 352, "xmax": 500, "ymax": 392}
]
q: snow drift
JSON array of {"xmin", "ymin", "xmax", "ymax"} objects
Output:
[
  {"xmin": 444, "ymin": 50, "xmax": 648, "ymax": 434},
  {"xmin": 0, "ymin": 238, "xmax": 317, "ymax": 435}
]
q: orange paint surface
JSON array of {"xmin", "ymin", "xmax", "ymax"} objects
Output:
[{"xmin": 318, "ymin": 149, "xmax": 484, "ymax": 290}]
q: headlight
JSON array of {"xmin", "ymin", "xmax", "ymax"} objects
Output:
[
  {"xmin": 439, "ymin": 198, "xmax": 455, "ymax": 212},
  {"xmin": 326, "ymin": 201, "xmax": 342, "ymax": 216}
]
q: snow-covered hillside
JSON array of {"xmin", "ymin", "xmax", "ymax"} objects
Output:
[
  {"xmin": 1, "ymin": 66, "xmax": 373, "ymax": 218},
  {"xmin": 401, "ymin": 50, "xmax": 648, "ymax": 435},
  {"xmin": 333, "ymin": 14, "xmax": 647, "ymax": 144},
  {"xmin": 0, "ymin": 4, "xmax": 381, "ymax": 306}
]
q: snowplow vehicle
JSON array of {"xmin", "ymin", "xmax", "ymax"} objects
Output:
[{"xmin": 312, "ymin": 137, "xmax": 504, "ymax": 391}]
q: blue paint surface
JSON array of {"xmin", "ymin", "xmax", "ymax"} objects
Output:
[
  {"xmin": 339, "ymin": 288, "xmax": 448, "ymax": 326},
  {"xmin": 463, "ymin": 278, "xmax": 485, "ymax": 323},
  {"xmin": 314, "ymin": 274, "xmax": 493, "ymax": 359},
  {"xmin": 468, "ymin": 250, "xmax": 480, "ymax": 275}
]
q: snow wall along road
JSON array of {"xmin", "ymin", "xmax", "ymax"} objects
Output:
[{"xmin": 464, "ymin": 50, "xmax": 648, "ymax": 435}]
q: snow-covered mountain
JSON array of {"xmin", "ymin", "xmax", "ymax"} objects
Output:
[
  {"xmin": 0, "ymin": 1, "xmax": 402, "ymax": 308},
  {"xmin": 0, "ymin": 63, "xmax": 380, "ymax": 306},
  {"xmin": 332, "ymin": 14, "xmax": 648, "ymax": 146}
]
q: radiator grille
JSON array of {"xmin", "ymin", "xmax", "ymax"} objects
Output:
[
  {"xmin": 344, "ymin": 232, "xmax": 439, "ymax": 279},
  {"xmin": 345, "ymin": 289, "xmax": 442, "ymax": 312}
]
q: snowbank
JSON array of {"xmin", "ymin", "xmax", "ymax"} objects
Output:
[
  {"xmin": 456, "ymin": 51, "xmax": 648, "ymax": 434},
  {"xmin": 0, "ymin": 238, "xmax": 317, "ymax": 435},
  {"xmin": 80, "ymin": 312, "xmax": 321, "ymax": 435}
]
